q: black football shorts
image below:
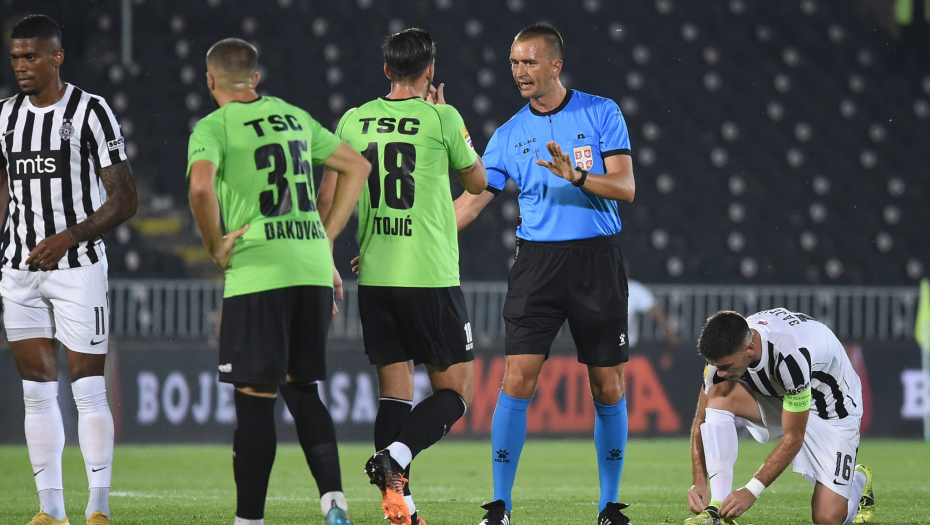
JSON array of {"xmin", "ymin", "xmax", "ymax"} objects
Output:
[
  {"xmin": 358, "ymin": 285, "xmax": 475, "ymax": 367},
  {"xmin": 218, "ymin": 285, "xmax": 331, "ymax": 385},
  {"xmin": 503, "ymin": 233, "xmax": 630, "ymax": 366}
]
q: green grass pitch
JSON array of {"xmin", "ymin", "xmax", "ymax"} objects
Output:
[{"xmin": 1, "ymin": 438, "xmax": 928, "ymax": 524}]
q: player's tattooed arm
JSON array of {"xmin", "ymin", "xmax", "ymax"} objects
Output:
[
  {"xmin": 455, "ymin": 156, "xmax": 487, "ymax": 195},
  {"xmin": 26, "ymin": 160, "xmax": 138, "ymax": 270},
  {"xmin": 69, "ymin": 159, "xmax": 139, "ymax": 246}
]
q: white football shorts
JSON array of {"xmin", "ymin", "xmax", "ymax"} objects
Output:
[
  {"xmin": 741, "ymin": 392, "xmax": 862, "ymax": 500},
  {"xmin": 1, "ymin": 259, "xmax": 109, "ymax": 354}
]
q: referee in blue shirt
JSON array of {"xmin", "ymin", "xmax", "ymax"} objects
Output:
[{"xmin": 457, "ymin": 23, "xmax": 635, "ymax": 525}]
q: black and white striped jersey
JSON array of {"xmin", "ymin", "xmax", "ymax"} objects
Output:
[
  {"xmin": 703, "ymin": 308, "xmax": 863, "ymax": 421},
  {"xmin": 0, "ymin": 84, "xmax": 126, "ymax": 270}
]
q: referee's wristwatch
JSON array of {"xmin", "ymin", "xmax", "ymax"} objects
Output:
[{"xmin": 572, "ymin": 167, "xmax": 588, "ymax": 187}]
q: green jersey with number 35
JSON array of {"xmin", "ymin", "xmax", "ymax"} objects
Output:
[
  {"xmin": 335, "ymin": 97, "xmax": 478, "ymax": 287},
  {"xmin": 187, "ymin": 96, "xmax": 340, "ymax": 298}
]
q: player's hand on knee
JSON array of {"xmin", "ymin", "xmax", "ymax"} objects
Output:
[
  {"xmin": 26, "ymin": 230, "xmax": 77, "ymax": 270},
  {"xmin": 687, "ymin": 483, "xmax": 708, "ymax": 513},
  {"xmin": 719, "ymin": 488, "xmax": 756, "ymax": 519},
  {"xmin": 213, "ymin": 224, "xmax": 249, "ymax": 271}
]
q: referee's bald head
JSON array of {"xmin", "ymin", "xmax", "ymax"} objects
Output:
[{"xmin": 206, "ymin": 38, "xmax": 258, "ymax": 89}]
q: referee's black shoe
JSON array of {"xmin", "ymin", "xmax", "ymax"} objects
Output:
[
  {"xmin": 478, "ymin": 500, "xmax": 510, "ymax": 525},
  {"xmin": 364, "ymin": 450, "xmax": 410, "ymax": 525},
  {"xmin": 598, "ymin": 502, "xmax": 632, "ymax": 525}
]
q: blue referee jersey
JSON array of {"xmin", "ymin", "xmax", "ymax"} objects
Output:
[{"xmin": 484, "ymin": 89, "xmax": 631, "ymax": 242}]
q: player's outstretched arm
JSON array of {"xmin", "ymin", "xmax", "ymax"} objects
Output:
[
  {"xmin": 26, "ymin": 159, "xmax": 138, "ymax": 270},
  {"xmin": 320, "ymin": 142, "xmax": 370, "ymax": 245},
  {"xmin": 719, "ymin": 407, "xmax": 808, "ymax": 520},
  {"xmin": 536, "ymin": 141, "xmax": 635, "ymax": 202},
  {"xmin": 687, "ymin": 388, "xmax": 711, "ymax": 514},
  {"xmin": 456, "ymin": 156, "xmax": 487, "ymax": 195},
  {"xmin": 453, "ymin": 189, "xmax": 495, "ymax": 231}
]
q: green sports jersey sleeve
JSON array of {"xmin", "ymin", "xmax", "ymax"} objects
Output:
[
  {"xmin": 438, "ymin": 105, "xmax": 478, "ymax": 170},
  {"xmin": 186, "ymin": 115, "xmax": 225, "ymax": 178},
  {"xmin": 304, "ymin": 109, "xmax": 341, "ymax": 164}
]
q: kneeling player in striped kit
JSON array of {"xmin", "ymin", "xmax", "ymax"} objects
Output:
[
  {"xmin": 687, "ymin": 310, "xmax": 874, "ymax": 524},
  {"xmin": 0, "ymin": 15, "xmax": 138, "ymax": 525}
]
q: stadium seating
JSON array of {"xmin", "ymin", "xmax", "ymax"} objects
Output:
[{"xmin": 2, "ymin": 0, "xmax": 927, "ymax": 284}]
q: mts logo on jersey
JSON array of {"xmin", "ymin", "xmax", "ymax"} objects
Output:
[
  {"xmin": 573, "ymin": 145, "xmax": 594, "ymax": 170},
  {"xmin": 8, "ymin": 150, "xmax": 62, "ymax": 180}
]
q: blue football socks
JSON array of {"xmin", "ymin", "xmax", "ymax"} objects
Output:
[
  {"xmin": 594, "ymin": 396, "xmax": 628, "ymax": 512},
  {"xmin": 490, "ymin": 390, "xmax": 531, "ymax": 511}
]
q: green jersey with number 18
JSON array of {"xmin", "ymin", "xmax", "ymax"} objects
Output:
[
  {"xmin": 186, "ymin": 96, "xmax": 340, "ymax": 298},
  {"xmin": 335, "ymin": 97, "xmax": 477, "ymax": 287}
]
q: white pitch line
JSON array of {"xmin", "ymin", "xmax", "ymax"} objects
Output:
[{"xmin": 111, "ymin": 491, "xmax": 322, "ymax": 502}]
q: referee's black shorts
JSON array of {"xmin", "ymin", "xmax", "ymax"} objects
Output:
[
  {"xmin": 503, "ymin": 233, "xmax": 630, "ymax": 367},
  {"xmin": 218, "ymin": 285, "xmax": 331, "ymax": 385},
  {"xmin": 359, "ymin": 285, "xmax": 475, "ymax": 367}
]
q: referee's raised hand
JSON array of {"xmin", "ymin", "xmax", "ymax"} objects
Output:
[
  {"xmin": 536, "ymin": 140, "xmax": 583, "ymax": 185},
  {"xmin": 212, "ymin": 224, "xmax": 249, "ymax": 271}
]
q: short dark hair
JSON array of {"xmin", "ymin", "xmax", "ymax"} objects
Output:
[
  {"xmin": 11, "ymin": 15, "xmax": 62, "ymax": 47},
  {"xmin": 206, "ymin": 38, "xmax": 258, "ymax": 76},
  {"xmin": 515, "ymin": 23, "xmax": 563, "ymax": 60},
  {"xmin": 382, "ymin": 28, "xmax": 436, "ymax": 81},
  {"xmin": 697, "ymin": 311, "xmax": 751, "ymax": 361}
]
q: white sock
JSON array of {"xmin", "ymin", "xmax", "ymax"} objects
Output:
[
  {"xmin": 845, "ymin": 470, "xmax": 867, "ymax": 523},
  {"xmin": 234, "ymin": 518, "xmax": 264, "ymax": 525},
  {"xmin": 38, "ymin": 489, "xmax": 66, "ymax": 521},
  {"xmin": 72, "ymin": 376, "xmax": 114, "ymax": 518},
  {"xmin": 23, "ymin": 380, "xmax": 66, "ymax": 520},
  {"xmin": 88, "ymin": 488, "xmax": 110, "ymax": 518},
  {"xmin": 405, "ymin": 495, "xmax": 417, "ymax": 515},
  {"xmin": 320, "ymin": 490, "xmax": 348, "ymax": 516},
  {"xmin": 701, "ymin": 408, "xmax": 739, "ymax": 504},
  {"xmin": 387, "ymin": 442, "xmax": 413, "ymax": 470}
]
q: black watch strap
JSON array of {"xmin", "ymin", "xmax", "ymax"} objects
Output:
[{"xmin": 572, "ymin": 168, "xmax": 588, "ymax": 187}]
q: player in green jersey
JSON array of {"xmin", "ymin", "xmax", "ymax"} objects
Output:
[
  {"xmin": 187, "ymin": 38, "xmax": 369, "ymax": 525},
  {"xmin": 320, "ymin": 28, "xmax": 486, "ymax": 525}
]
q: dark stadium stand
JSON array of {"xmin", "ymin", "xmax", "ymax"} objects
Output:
[{"xmin": 2, "ymin": 0, "xmax": 927, "ymax": 283}]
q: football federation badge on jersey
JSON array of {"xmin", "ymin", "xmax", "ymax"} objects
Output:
[
  {"xmin": 573, "ymin": 145, "xmax": 594, "ymax": 170},
  {"xmin": 59, "ymin": 119, "xmax": 75, "ymax": 141},
  {"xmin": 461, "ymin": 125, "xmax": 474, "ymax": 149}
]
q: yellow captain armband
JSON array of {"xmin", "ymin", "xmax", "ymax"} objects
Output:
[{"xmin": 783, "ymin": 388, "xmax": 812, "ymax": 412}]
